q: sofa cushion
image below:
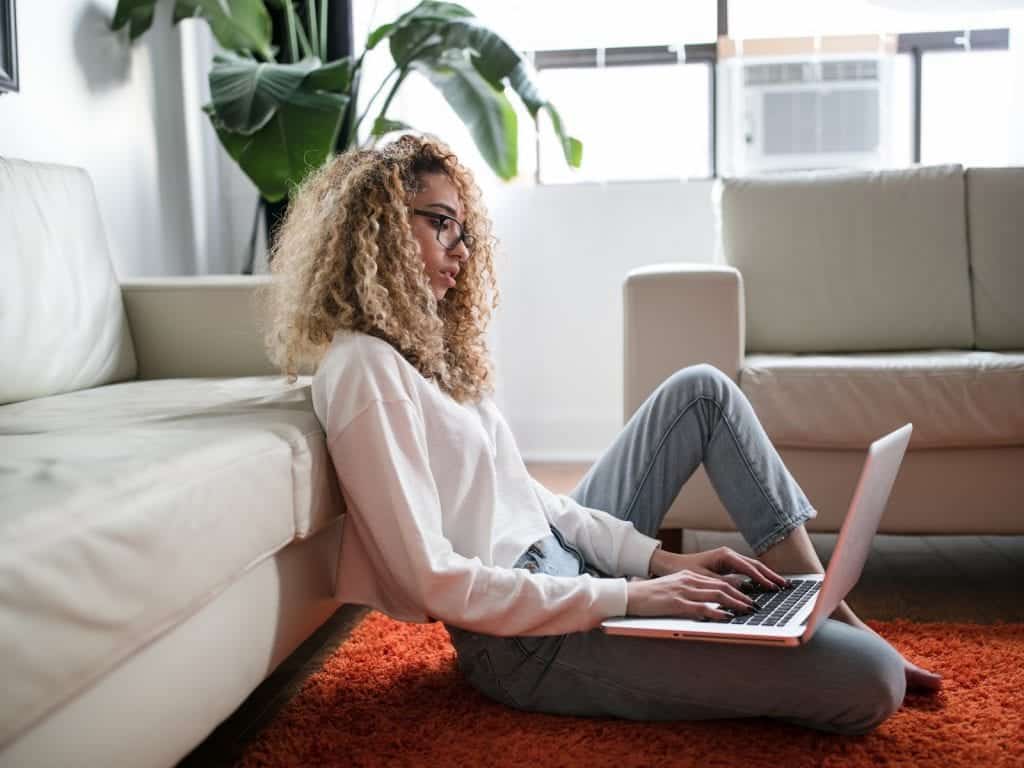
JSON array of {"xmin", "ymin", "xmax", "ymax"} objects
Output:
[
  {"xmin": 740, "ymin": 351, "xmax": 1024, "ymax": 450},
  {"xmin": 965, "ymin": 167, "xmax": 1024, "ymax": 350},
  {"xmin": 0, "ymin": 377, "xmax": 342, "ymax": 745},
  {"xmin": 0, "ymin": 158, "xmax": 137, "ymax": 405},
  {"xmin": 715, "ymin": 164, "xmax": 974, "ymax": 353}
]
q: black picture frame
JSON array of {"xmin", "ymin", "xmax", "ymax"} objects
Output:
[{"xmin": 0, "ymin": 0, "xmax": 18, "ymax": 94}]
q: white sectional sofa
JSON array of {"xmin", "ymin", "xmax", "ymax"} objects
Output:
[
  {"xmin": 624, "ymin": 164, "xmax": 1024, "ymax": 537},
  {"xmin": 0, "ymin": 158, "xmax": 344, "ymax": 766}
]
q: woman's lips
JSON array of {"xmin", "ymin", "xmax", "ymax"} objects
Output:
[{"xmin": 442, "ymin": 272, "xmax": 456, "ymax": 287}]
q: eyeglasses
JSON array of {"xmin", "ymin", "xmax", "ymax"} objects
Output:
[{"xmin": 412, "ymin": 209, "xmax": 475, "ymax": 251}]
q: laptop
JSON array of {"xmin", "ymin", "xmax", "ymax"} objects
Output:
[{"xmin": 601, "ymin": 423, "xmax": 913, "ymax": 647}]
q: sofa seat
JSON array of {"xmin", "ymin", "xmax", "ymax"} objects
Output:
[
  {"xmin": 0, "ymin": 376, "xmax": 342, "ymax": 745},
  {"xmin": 741, "ymin": 351, "xmax": 1024, "ymax": 450}
]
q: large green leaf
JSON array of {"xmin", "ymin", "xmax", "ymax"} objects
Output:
[
  {"xmin": 540, "ymin": 103, "xmax": 583, "ymax": 168},
  {"xmin": 371, "ymin": 117, "xmax": 414, "ymax": 137},
  {"xmin": 390, "ymin": 11, "xmax": 583, "ymax": 172},
  {"xmin": 410, "ymin": 49, "xmax": 517, "ymax": 180},
  {"xmin": 365, "ymin": 0, "xmax": 474, "ymax": 51},
  {"xmin": 205, "ymin": 84, "xmax": 349, "ymax": 202},
  {"xmin": 172, "ymin": 0, "xmax": 273, "ymax": 59},
  {"xmin": 208, "ymin": 53, "xmax": 321, "ymax": 135},
  {"xmin": 390, "ymin": 16, "xmax": 518, "ymax": 82},
  {"xmin": 508, "ymin": 63, "xmax": 582, "ymax": 168},
  {"xmin": 304, "ymin": 56, "xmax": 354, "ymax": 92},
  {"xmin": 111, "ymin": 0, "xmax": 158, "ymax": 39}
]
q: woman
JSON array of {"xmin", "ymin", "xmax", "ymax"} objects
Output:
[{"xmin": 264, "ymin": 134, "xmax": 940, "ymax": 735}]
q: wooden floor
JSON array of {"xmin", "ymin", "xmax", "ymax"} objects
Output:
[{"xmin": 179, "ymin": 461, "xmax": 1024, "ymax": 766}]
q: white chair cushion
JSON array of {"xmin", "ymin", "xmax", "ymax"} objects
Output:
[
  {"xmin": 715, "ymin": 164, "xmax": 974, "ymax": 353},
  {"xmin": 966, "ymin": 167, "xmax": 1024, "ymax": 350},
  {"xmin": 740, "ymin": 351, "xmax": 1024, "ymax": 449},
  {"xmin": 0, "ymin": 377, "xmax": 341, "ymax": 745},
  {"xmin": 0, "ymin": 158, "xmax": 137, "ymax": 404}
]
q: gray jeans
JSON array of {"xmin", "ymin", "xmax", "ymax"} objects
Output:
[{"xmin": 444, "ymin": 365, "xmax": 906, "ymax": 734}]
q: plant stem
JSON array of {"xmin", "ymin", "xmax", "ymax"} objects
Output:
[
  {"xmin": 351, "ymin": 30, "xmax": 437, "ymax": 143},
  {"xmin": 283, "ymin": 1, "xmax": 299, "ymax": 62},
  {"xmin": 363, "ymin": 68, "xmax": 410, "ymax": 147},
  {"xmin": 319, "ymin": 0, "xmax": 328, "ymax": 60},
  {"xmin": 342, "ymin": 68, "xmax": 362, "ymax": 149},
  {"xmin": 294, "ymin": 15, "xmax": 315, "ymax": 59},
  {"xmin": 351, "ymin": 65, "xmax": 402, "ymax": 139},
  {"xmin": 306, "ymin": 0, "xmax": 319, "ymax": 59},
  {"xmin": 376, "ymin": 68, "xmax": 409, "ymax": 120}
]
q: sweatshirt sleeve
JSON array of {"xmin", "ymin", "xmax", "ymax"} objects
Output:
[
  {"xmin": 329, "ymin": 397, "xmax": 631, "ymax": 635},
  {"xmin": 531, "ymin": 479, "xmax": 662, "ymax": 579}
]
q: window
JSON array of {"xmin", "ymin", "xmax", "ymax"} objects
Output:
[
  {"xmin": 898, "ymin": 29, "xmax": 1016, "ymax": 167},
  {"xmin": 534, "ymin": 57, "xmax": 713, "ymax": 183},
  {"xmin": 728, "ymin": 1, "xmax": 1019, "ymax": 171},
  {"xmin": 921, "ymin": 48, "xmax": 1013, "ymax": 166},
  {"xmin": 351, "ymin": 0, "xmax": 718, "ymax": 185},
  {"xmin": 727, "ymin": 0, "xmax": 1017, "ymax": 39},
  {"xmin": 351, "ymin": 1, "xmax": 1020, "ymax": 183},
  {"xmin": 523, "ymin": 1, "xmax": 718, "ymax": 183}
]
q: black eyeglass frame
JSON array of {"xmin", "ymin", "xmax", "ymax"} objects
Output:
[{"xmin": 411, "ymin": 208, "xmax": 475, "ymax": 251}]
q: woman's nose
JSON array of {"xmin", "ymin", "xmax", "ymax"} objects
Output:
[{"xmin": 453, "ymin": 239, "xmax": 470, "ymax": 263}]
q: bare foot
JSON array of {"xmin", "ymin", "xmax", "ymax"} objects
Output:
[
  {"xmin": 904, "ymin": 659, "xmax": 942, "ymax": 692},
  {"xmin": 832, "ymin": 601, "xmax": 942, "ymax": 693}
]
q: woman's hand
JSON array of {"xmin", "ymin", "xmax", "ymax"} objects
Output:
[
  {"xmin": 625, "ymin": 569, "xmax": 758, "ymax": 621},
  {"xmin": 651, "ymin": 546, "xmax": 789, "ymax": 591}
]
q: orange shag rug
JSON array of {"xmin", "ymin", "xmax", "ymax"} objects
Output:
[{"xmin": 238, "ymin": 613, "xmax": 1024, "ymax": 768}]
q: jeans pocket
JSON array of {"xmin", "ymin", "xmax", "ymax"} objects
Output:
[
  {"xmin": 512, "ymin": 634, "xmax": 565, "ymax": 661},
  {"xmin": 470, "ymin": 648, "xmax": 526, "ymax": 709}
]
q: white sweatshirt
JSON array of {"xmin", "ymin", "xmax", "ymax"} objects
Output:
[{"xmin": 311, "ymin": 331, "xmax": 662, "ymax": 636}]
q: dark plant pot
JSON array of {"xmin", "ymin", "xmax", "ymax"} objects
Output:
[
  {"xmin": 243, "ymin": 1, "xmax": 354, "ymax": 275},
  {"xmin": 241, "ymin": 196, "xmax": 288, "ymax": 275},
  {"xmin": 263, "ymin": 196, "xmax": 289, "ymax": 264}
]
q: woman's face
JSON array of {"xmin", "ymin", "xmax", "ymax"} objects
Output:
[{"xmin": 408, "ymin": 172, "xmax": 470, "ymax": 301}]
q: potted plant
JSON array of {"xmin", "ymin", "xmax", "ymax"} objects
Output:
[{"xmin": 112, "ymin": 0, "xmax": 582, "ymax": 267}]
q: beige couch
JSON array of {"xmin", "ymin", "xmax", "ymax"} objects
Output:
[
  {"xmin": 0, "ymin": 158, "xmax": 343, "ymax": 766},
  {"xmin": 624, "ymin": 164, "xmax": 1024, "ymax": 538}
]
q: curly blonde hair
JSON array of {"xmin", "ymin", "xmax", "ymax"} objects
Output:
[{"xmin": 261, "ymin": 134, "xmax": 500, "ymax": 403}]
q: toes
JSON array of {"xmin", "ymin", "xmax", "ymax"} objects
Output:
[{"xmin": 905, "ymin": 664, "xmax": 943, "ymax": 692}]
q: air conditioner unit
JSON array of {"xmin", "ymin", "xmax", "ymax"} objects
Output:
[{"xmin": 720, "ymin": 55, "xmax": 899, "ymax": 175}]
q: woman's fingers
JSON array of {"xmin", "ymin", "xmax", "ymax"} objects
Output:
[
  {"xmin": 702, "ymin": 547, "xmax": 787, "ymax": 588},
  {"xmin": 692, "ymin": 572, "xmax": 757, "ymax": 605},
  {"xmin": 724, "ymin": 551, "xmax": 789, "ymax": 588},
  {"xmin": 749, "ymin": 557, "xmax": 790, "ymax": 588},
  {"xmin": 687, "ymin": 588, "xmax": 754, "ymax": 612},
  {"xmin": 681, "ymin": 599, "xmax": 731, "ymax": 622},
  {"xmin": 684, "ymin": 579, "xmax": 755, "ymax": 610},
  {"xmin": 720, "ymin": 573, "xmax": 751, "ymax": 588}
]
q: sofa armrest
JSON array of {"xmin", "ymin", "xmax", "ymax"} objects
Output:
[
  {"xmin": 623, "ymin": 263, "xmax": 745, "ymax": 422},
  {"xmin": 120, "ymin": 276, "xmax": 281, "ymax": 379}
]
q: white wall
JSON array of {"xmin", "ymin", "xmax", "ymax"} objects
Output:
[
  {"xmin": 0, "ymin": 0, "xmax": 252, "ymax": 277},
  {"xmin": 1011, "ymin": 17, "xmax": 1024, "ymax": 164},
  {"xmin": 488, "ymin": 180, "xmax": 716, "ymax": 461}
]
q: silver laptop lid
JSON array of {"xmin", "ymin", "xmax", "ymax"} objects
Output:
[{"xmin": 801, "ymin": 423, "xmax": 913, "ymax": 641}]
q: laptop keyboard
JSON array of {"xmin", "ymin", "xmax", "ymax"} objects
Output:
[{"xmin": 721, "ymin": 578, "xmax": 821, "ymax": 627}]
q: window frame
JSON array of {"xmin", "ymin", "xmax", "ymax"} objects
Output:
[
  {"xmin": 530, "ymin": 44, "xmax": 718, "ymax": 182},
  {"xmin": 525, "ymin": 1, "xmax": 1011, "ymax": 181},
  {"xmin": 897, "ymin": 28, "xmax": 1010, "ymax": 163}
]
